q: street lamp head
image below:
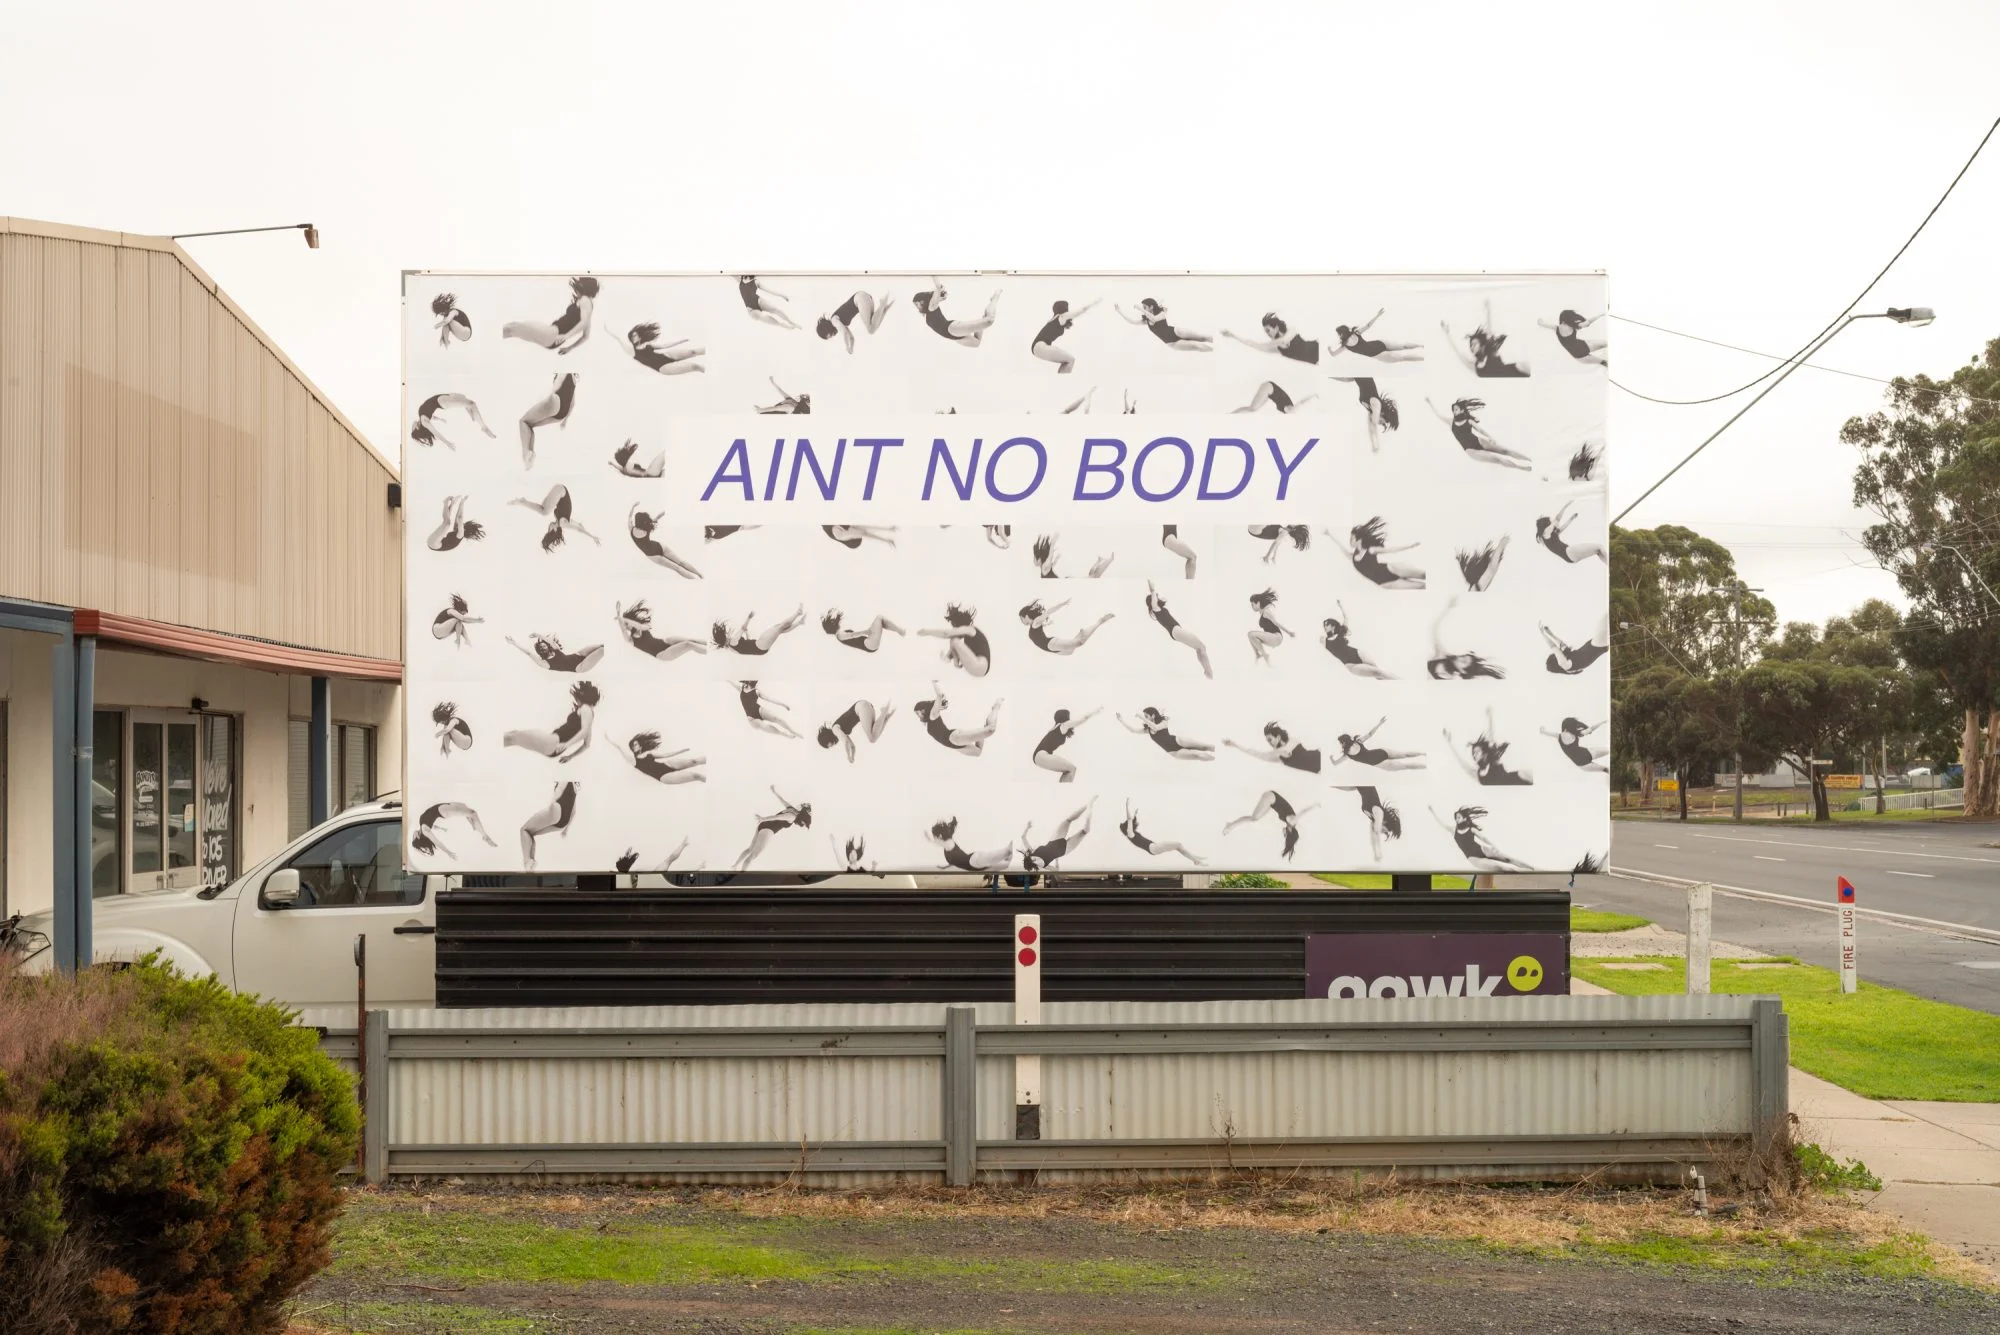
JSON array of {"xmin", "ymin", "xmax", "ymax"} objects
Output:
[
  {"xmin": 1886, "ymin": 306, "xmax": 1935, "ymax": 327},
  {"xmin": 302, "ymin": 224, "xmax": 320, "ymax": 250}
]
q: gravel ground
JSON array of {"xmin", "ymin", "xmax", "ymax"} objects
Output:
[{"xmin": 1572, "ymin": 921, "xmax": 1765, "ymax": 960}]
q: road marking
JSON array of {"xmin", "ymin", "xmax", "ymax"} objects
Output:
[
  {"xmin": 1610, "ymin": 866, "xmax": 2000, "ymax": 947},
  {"xmin": 1680, "ymin": 831, "xmax": 2000, "ymax": 865},
  {"xmin": 1883, "ymin": 870, "xmax": 1934, "ymax": 879},
  {"xmin": 1753, "ymin": 855, "xmax": 1786, "ymax": 862},
  {"xmin": 1958, "ymin": 962, "xmax": 2000, "ymax": 971},
  {"xmin": 1654, "ymin": 844, "xmax": 1679, "ymax": 850}
]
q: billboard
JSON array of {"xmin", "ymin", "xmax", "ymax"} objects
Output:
[
  {"xmin": 1306, "ymin": 932, "xmax": 1569, "ymax": 998},
  {"xmin": 402, "ymin": 272, "xmax": 1608, "ymax": 875}
]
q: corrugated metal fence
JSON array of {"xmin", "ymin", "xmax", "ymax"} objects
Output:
[{"xmin": 304, "ymin": 996, "xmax": 1787, "ymax": 1185}]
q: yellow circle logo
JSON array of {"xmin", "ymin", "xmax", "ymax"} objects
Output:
[{"xmin": 1506, "ymin": 955, "xmax": 1545, "ymax": 992}]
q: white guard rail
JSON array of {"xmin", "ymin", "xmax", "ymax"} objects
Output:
[{"xmin": 302, "ymin": 996, "xmax": 1788, "ymax": 1186}]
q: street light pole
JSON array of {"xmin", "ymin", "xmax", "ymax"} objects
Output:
[
  {"xmin": 1731, "ymin": 584, "xmax": 1763, "ymax": 824},
  {"xmin": 170, "ymin": 222, "xmax": 320, "ymax": 249},
  {"xmin": 1614, "ymin": 307, "xmax": 1934, "ymax": 527}
]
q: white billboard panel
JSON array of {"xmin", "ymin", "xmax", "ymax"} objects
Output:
[{"xmin": 403, "ymin": 273, "xmax": 1608, "ymax": 875}]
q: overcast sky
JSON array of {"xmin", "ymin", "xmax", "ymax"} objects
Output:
[{"xmin": 4, "ymin": 0, "xmax": 1995, "ymax": 628}]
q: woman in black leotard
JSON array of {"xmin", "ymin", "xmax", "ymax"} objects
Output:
[
  {"xmin": 506, "ymin": 633, "xmax": 605, "ymax": 674},
  {"xmin": 1329, "ymin": 716, "xmax": 1426, "ymax": 771},
  {"xmin": 1534, "ymin": 501, "xmax": 1607, "ymax": 564},
  {"xmin": 823, "ymin": 523, "xmax": 896, "ymax": 549},
  {"xmin": 616, "ymin": 601, "xmax": 706, "ymax": 662},
  {"xmin": 712, "ymin": 606, "xmax": 807, "ymax": 656},
  {"xmin": 1161, "ymin": 525, "xmax": 1197, "ymax": 579},
  {"xmin": 1325, "ymin": 375, "xmax": 1401, "ymax": 454},
  {"xmin": 503, "ymin": 680, "xmax": 599, "ymax": 761},
  {"xmin": 820, "ymin": 609, "xmax": 906, "ymax": 653},
  {"xmin": 1018, "ymin": 599, "xmax": 1114, "ymax": 656},
  {"xmin": 914, "ymin": 682, "xmax": 1002, "ymax": 757},
  {"xmin": 704, "ymin": 525, "xmax": 759, "ymax": 542},
  {"xmin": 410, "ymin": 801, "xmax": 498, "ymax": 860},
  {"xmin": 737, "ymin": 681, "xmax": 802, "ymax": 739},
  {"xmin": 1348, "ymin": 517, "xmax": 1425, "ymax": 589},
  {"xmin": 519, "ymin": 781, "xmax": 580, "ymax": 870},
  {"xmin": 1424, "ymin": 397, "xmax": 1531, "ymax": 471},
  {"xmin": 1445, "ymin": 707, "xmax": 1534, "ymax": 786},
  {"xmin": 1425, "ymin": 596, "xmax": 1504, "ymax": 680},
  {"xmin": 426, "ymin": 496, "xmax": 487, "ymax": 553},
  {"xmin": 1223, "ymin": 312, "xmax": 1322, "ymax": 364},
  {"xmin": 1329, "ymin": 309, "xmax": 1425, "ymax": 363},
  {"xmin": 1021, "ymin": 799, "xmax": 1095, "ymax": 873},
  {"xmin": 1568, "ymin": 441, "xmax": 1603, "ymax": 481},
  {"xmin": 1538, "ymin": 308, "xmax": 1606, "ymax": 366},
  {"xmin": 1223, "ymin": 790, "xmax": 1318, "ymax": 861},
  {"xmin": 1456, "ymin": 535, "xmax": 1510, "ymax": 592},
  {"xmin": 1321, "ymin": 603, "xmax": 1394, "ymax": 680},
  {"xmin": 926, "ymin": 816, "xmax": 1014, "ymax": 873},
  {"xmin": 832, "ymin": 834, "xmax": 877, "ymax": 876},
  {"xmin": 1143, "ymin": 580, "xmax": 1213, "ymax": 677},
  {"xmin": 621, "ymin": 730, "xmax": 706, "ymax": 785},
  {"xmin": 1116, "ymin": 297, "xmax": 1213, "ymax": 351},
  {"xmin": 432, "ymin": 593, "xmax": 482, "ymax": 647},
  {"xmin": 410, "ymin": 393, "xmax": 496, "ymax": 450},
  {"xmin": 616, "ymin": 836, "xmax": 691, "ymax": 880},
  {"xmin": 1541, "ymin": 617, "xmax": 1610, "ymax": 675},
  {"xmin": 1030, "ymin": 707, "xmax": 1100, "ymax": 783},
  {"xmin": 1245, "ymin": 589, "xmax": 1294, "ymax": 666},
  {"xmin": 816, "ymin": 290, "xmax": 894, "ymax": 352},
  {"xmin": 1541, "ymin": 716, "xmax": 1609, "ymax": 772},
  {"xmin": 1118, "ymin": 706, "xmax": 1215, "ymax": 761},
  {"xmin": 622, "ymin": 322, "xmax": 705, "ymax": 376},
  {"xmin": 627, "ymin": 506, "xmax": 701, "ymax": 579},
  {"xmin": 518, "ymin": 371, "xmax": 578, "ymax": 468},
  {"xmin": 1030, "ymin": 533, "xmax": 1114, "ymax": 579},
  {"xmin": 912, "ymin": 281, "xmax": 1001, "ymax": 347},
  {"xmin": 734, "ymin": 787, "xmax": 812, "ymax": 869},
  {"xmin": 1225, "ymin": 722, "xmax": 1323, "ymax": 774},
  {"xmin": 1430, "ymin": 805, "xmax": 1534, "ymax": 873},
  {"xmin": 737, "ymin": 276, "xmax": 799, "ymax": 329},
  {"xmin": 1443, "ymin": 301, "xmax": 1531, "ymax": 378},
  {"xmin": 1234, "ymin": 381, "xmax": 1318, "ymax": 415},
  {"xmin": 432, "ymin": 701, "xmax": 474, "ymax": 757},
  {"xmin": 431, "ymin": 292, "xmax": 472, "ymax": 347},
  {"xmin": 1029, "ymin": 298, "xmax": 1099, "ymax": 372},
  {"xmin": 503, "ymin": 275, "xmax": 598, "ymax": 353},
  {"xmin": 1119, "ymin": 799, "xmax": 1207, "ymax": 864},
  {"xmin": 1330, "ymin": 784, "xmax": 1404, "ymax": 863},
  {"xmin": 918, "ymin": 603, "xmax": 992, "ymax": 677},
  {"xmin": 512, "ymin": 485, "xmax": 600, "ymax": 553},
  {"xmin": 757, "ymin": 378, "xmax": 811, "ymax": 414},
  {"xmin": 610, "ymin": 439, "xmax": 666, "ymax": 477},
  {"xmin": 816, "ymin": 698, "xmax": 895, "ymax": 763},
  {"xmin": 1248, "ymin": 524, "xmax": 1311, "ymax": 565}
]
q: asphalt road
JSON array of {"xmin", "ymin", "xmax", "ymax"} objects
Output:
[{"xmin": 1574, "ymin": 819, "xmax": 2000, "ymax": 1013}]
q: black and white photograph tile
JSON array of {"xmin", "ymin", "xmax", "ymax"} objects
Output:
[{"xmin": 403, "ymin": 272, "xmax": 1608, "ymax": 873}]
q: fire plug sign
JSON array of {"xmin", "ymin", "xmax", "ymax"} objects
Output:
[{"xmin": 1307, "ymin": 933, "xmax": 1569, "ymax": 998}]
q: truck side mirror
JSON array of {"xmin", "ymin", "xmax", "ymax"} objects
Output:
[{"xmin": 263, "ymin": 868, "xmax": 302, "ymax": 908}]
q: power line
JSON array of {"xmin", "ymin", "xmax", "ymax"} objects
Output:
[{"xmin": 1608, "ymin": 115, "xmax": 1999, "ymax": 406}]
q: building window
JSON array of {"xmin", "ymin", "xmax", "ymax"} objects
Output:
[
  {"xmin": 91, "ymin": 710, "xmax": 122, "ymax": 897},
  {"xmin": 289, "ymin": 719, "xmax": 378, "ymax": 840},
  {"xmin": 338, "ymin": 724, "xmax": 376, "ymax": 812},
  {"xmin": 199, "ymin": 715, "xmax": 238, "ymax": 891}
]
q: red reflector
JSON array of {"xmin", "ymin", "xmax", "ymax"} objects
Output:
[
  {"xmin": 1018, "ymin": 925, "xmax": 1038, "ymax": 945},
  {"xmin": 1017, "ymin": 946, "xmax": 1038, "ymax": 967}
]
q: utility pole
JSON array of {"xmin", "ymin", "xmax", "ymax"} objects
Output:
[{"xmin": 1730, "ymin": 585, "xmax": 1763, "ymax": 824}]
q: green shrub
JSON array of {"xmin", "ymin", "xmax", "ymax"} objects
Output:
[
  {"xmin": 1214, "ymin": 872, "xmax": 1287, "ymax": 889},
  {"xmin": 0, "ymin": 958, "xmax": 358, "ymax": 1333},
  {"xmin": 1793, "ymin": 1141, "xmax": 1883, "ymax": 1193}
]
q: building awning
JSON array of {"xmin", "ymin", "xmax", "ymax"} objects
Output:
[{"xmin": 72, "ymin": 609, "xmax": 401, "ymax": 682}]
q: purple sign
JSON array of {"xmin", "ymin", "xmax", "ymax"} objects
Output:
[{"xmin": 1306, "ymin": 933, "xmax": 1569, "ymax": 998}]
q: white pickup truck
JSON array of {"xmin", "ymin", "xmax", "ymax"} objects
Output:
[{"xmin": 5, "ymin": 797, "xmax": 913, "ymax": 1007}]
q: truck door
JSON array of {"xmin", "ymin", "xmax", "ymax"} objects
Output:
[{"xmin": 231, "ymin": 817, "xmax": 437, "ymax": 1007}]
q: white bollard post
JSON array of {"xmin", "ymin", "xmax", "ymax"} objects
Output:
[
  {"xmin": 1686, "ymin": 881, "xmax": 1713, "ymax": 996},
  {"xmin": 1013, "ymin": 914, "xmax": 1042, "ymax": 1141},
  {"xmin": 1837, "ymin": 877, "xmax": 1858, "ymax": 994}
]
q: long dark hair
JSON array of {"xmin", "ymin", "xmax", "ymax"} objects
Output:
[
  {"xmin": 459, "ymin": 521, "xmax": 485, "ymax": 541},
  {"xmin": 1262, "ymin": 312, "xmax": 1288, "ymax": 337},
  {"xmin": 624, "ymin": 599, "xmax": 654, "ymax": 625},
  {"xmin": 1454, "ymin": 805, "xmax": 1488, "ymax": 828},
  {"xmin": 1351, "ymin": 517, "xmax": 1388, "ymax": 550},
  {"xmin": 1568, "ymin": 441, "xmax": 1602, "ymax": 480},
  {"xmin": 1281, "ymin": 821, "xmax": 1301, "ymax": 860},
  {"xmin": 629, "ymin": 730, "xmax": 661, "ymax": 754},
  {"xmin": 816, "ymin": 726, "xmax": 840, "ymax": 748},
  {"xmin": 710, "ymin": 621, "xmax": 732, "ymax": 648},
  {"xmin": 631, "ymin": 509, "xmax": 657, "ymax": 535},
  {"xmin": 1558, "ymin": 308, "xmax": 1585, "ymax": 330},
  {"xmin": 629, "ymin": 321, "xmax": 660, "ymax": 345},
  {"xmin": 1018, "ymin": 600, "xmax": 1047, "ymax": 623},
  {"xmin": 1140, "ymin": 297, "xmax": 1163, "ymax": 315},
  {"xmin": 569, "ymin": 275, "xmax": 600, "ymax": 299},
  {"xmin": 1561, "ymin": 716, "xmax": 1587, "ymax": 736},
  {"xmin": 430, "ymin": 701, "xmax": 457, "ymax": 725},
  {"xmin": 944, "ymin": 603, "xmax": 975, "ymax": 628},
  {"xmin": 569, "ymin": 681, "xmax": 601, "ymax": 707},
  {"xmin": 447, "ymin": 593, "xmax": 469, "ymax": 614},
  {"xmin": 541, "ymin": 523, "xmax": 566, "ymax": 552},
  {"xmin": 929, "ymin": 817, "xmax": 959, "ymax": 842},
  {"xmin": 1380, "ymin": 803, "xmax": 1404, "ymax": 840},
  {"xmin": 430, "ymin": 292, "xmax": 458, "ymax": 316},
  {"xmin": 1250, "ymin": 589, "xmax": 1278, "ymax": 611},
  {"xmin": 1284, "ymin": 525, "xmax": 1311, "ymax": 551},
  {"xmin": 1141, "ymin": 706, "xmax": 1165, "ymax": 725},
  {"xmin": 613, "ymin": 439, "xmax": 639, "ymax": 467},
  {"xmin": 820, "ymin": 609, "xmax": 844, "ymax": 633},
  {"xmin": 1377, "ymin": 396, "xmax": 1401, "ymax": 431},
  {"xmin": 815, "ymin": 316, "xmax": 839, "ymax": 339},
  {"xmin": 1452, "ymin": 397, "xmax": 1485, "ymax": 418},
  {"xmin": 1032, "ymin": 534, "xmax": 1056, "ymax": 567},
  {"xmin": 1263, "ymin": 722, "xmax": 1291, "ymax": 746}
]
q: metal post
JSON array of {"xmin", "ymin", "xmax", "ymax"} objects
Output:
[
  {"xmin": 308, "ymin": 675, "xmax": 332, "ymax": 826},
  {"xmin": 1837, "ymin": 877, "xmax": 1858, "ymax": 993},
  {"xmin": 70, "ymin": 636, "xmax": 96, "ymax": 973},
  {"xmin": 353, "ymin": 933, "xmax": 367, "ymax": 1176},
  {"xmin": 50, "ymin": 635, "xmax": 77, "ymax": 972},
  {"xmin": 1686, "ymin": 882, "xmax": 1712, "ymax": 995},
  {"xmin": 942, "ymin": 1007, "xmax": 977, "ymax": 1187},
  {"xmin": 1749, "ymin": 998, "xmax": 1788, "ymax": 1168},
  {"xmin": 363, "ymin": 1009, "xmax": 390, "ymax": 1185},
  {"xmin": 1013, "ymin": 914, "xmax": 1041, "ymax": 1144},
  {"xmin": 1391, "ymin": 874, "xmax": 1429, "ymax": 893}
]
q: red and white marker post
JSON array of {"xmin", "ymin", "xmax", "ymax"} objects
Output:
[
  {"xmin": 1014, "ymin": 914, "xmax": 1041, "ymax": 1140},
  {"xmin": 1837, "ymin": 876, "xmax": 1858, "ymax": 994}
]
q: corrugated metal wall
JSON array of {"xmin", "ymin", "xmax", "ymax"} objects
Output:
[
  {"xmin": 302, "ymin": 997, "xmax": 1759, "ymax": 1184},
  {"xmin": 0, "ymin": 218, "xmax": 399, "ymax": 659}
]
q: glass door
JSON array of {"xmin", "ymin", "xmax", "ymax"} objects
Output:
[{"xmin": 128, "ymin": 711, "xmax": 200, "ymax": 893}]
